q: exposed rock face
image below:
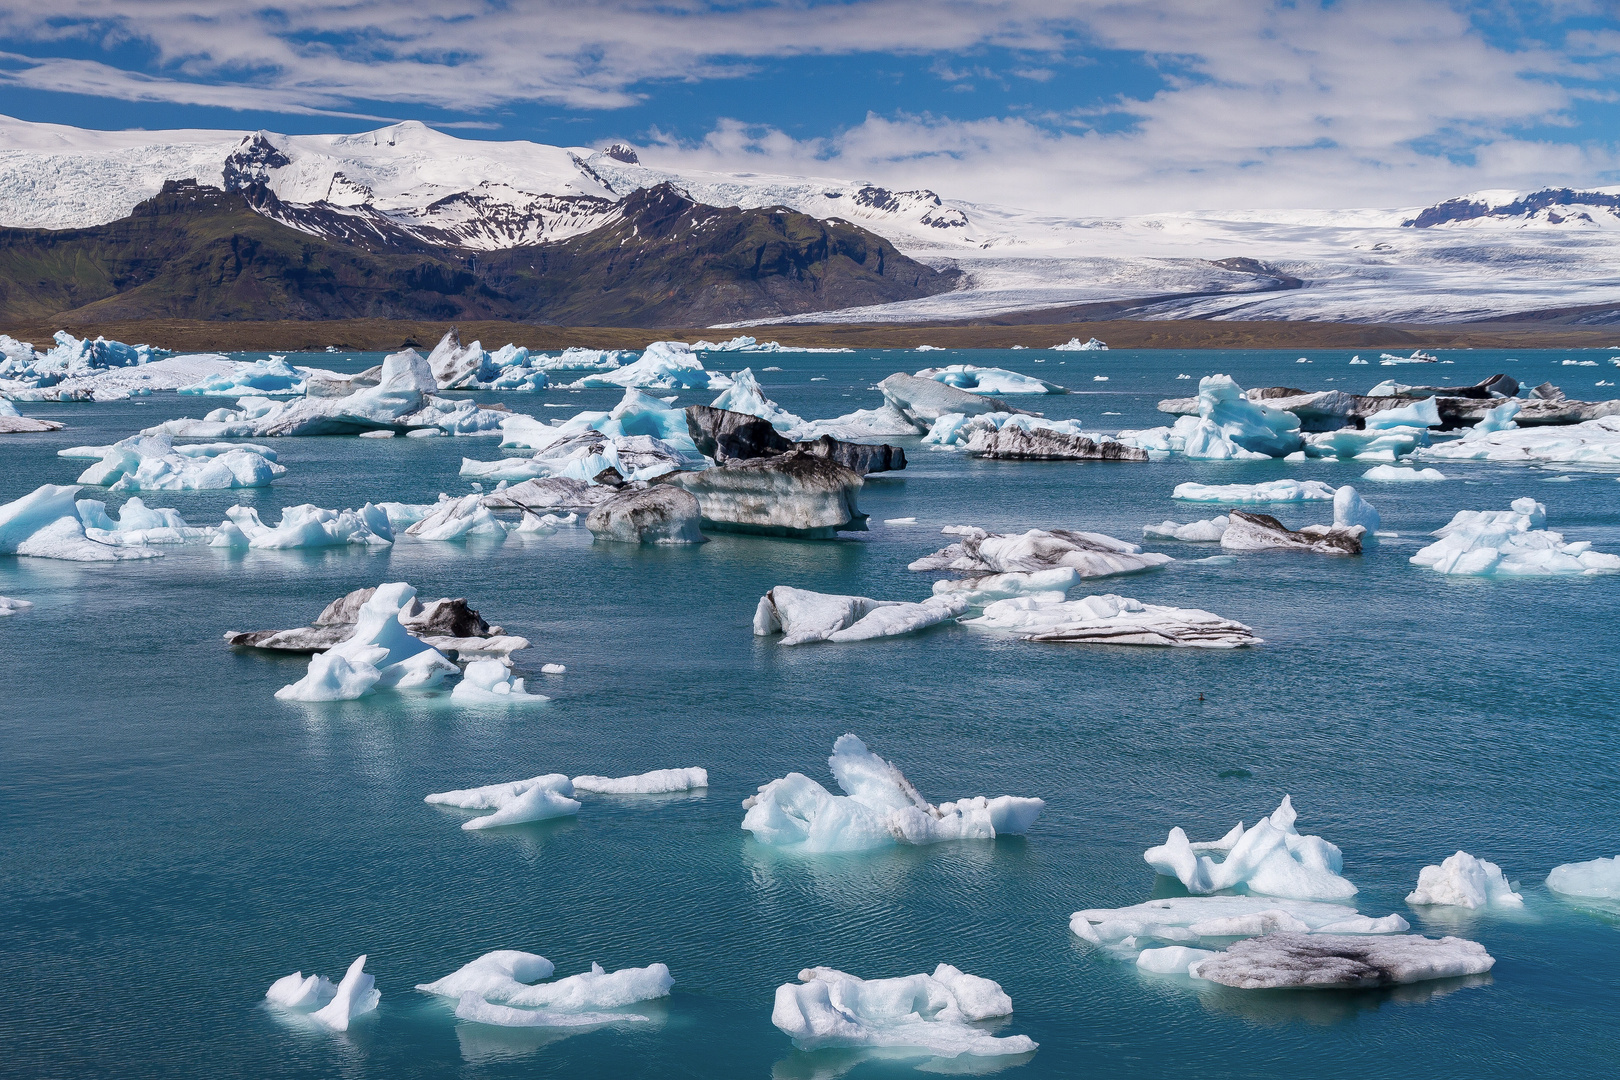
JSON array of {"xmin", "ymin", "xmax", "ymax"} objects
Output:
[
  {"xmin": 585, "ymin": 485, "xmax": 705, "ymax": 544},
  {"xmin": 878, "ymin": 373, "xmax": 1021, "ymax": 428},
  {"xmin": 1220, "ymin": 510, "xmax": 1362, "ymax": 555},
  {"xmin": 479, "ymin": 476, "xmax": 616, "ymax": 512},
  {"xmin": 685, "ymin": 405, "xmax": 906, "ymax": 474},
  {"xmin": 225, "ymin": 587, "xmax": 525, "ymax": 657},
  {"xmin": 660, "ymin": 450, "xmax": 865, "ymax": 538},
  {"xmin": 965, "ymin": 426, "xmax": 1148, "ymax": 461}
]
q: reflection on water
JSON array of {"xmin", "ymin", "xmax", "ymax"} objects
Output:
[
  {"xmin": 774, "ymin": 1045, "xmax": 1038, "ymax": 1080},
  {"xmin": 455, "ymin": 1001, "xmax": 667, "ymax": 1063},
  {"xmin": 1195, "ymin": 973, "xmax": 1494, "ymax": 1026}
]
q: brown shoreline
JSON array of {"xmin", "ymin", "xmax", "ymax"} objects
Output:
[{"xmin": 3, "ymin": 317, "xmax": 1616, "ymax": 353}]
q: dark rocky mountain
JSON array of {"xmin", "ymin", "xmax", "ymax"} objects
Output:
[
  {"xmin": 1403, "ymin": 188, "xmax": 1620, "ymax": 228},
  {"xmin": 0, "ymin": 180, "xmax": 958, "ymax": 325}
]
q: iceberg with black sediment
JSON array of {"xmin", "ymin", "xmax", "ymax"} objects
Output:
[
  {"xmin": 965, "ymin": 593, "xmax": 1262, "ymax": 647},
  {"xmin": 1144, "ymin": 796, "xmax": 1357, "ymax": 901},
  {"xmin": 1187, "ymin": 933, "xmax": 1494, "ymax": 989},
  {"xmin": 741, "ymin": 734, "xmax": 1044, "ymax": 852},
  {"xmin": 753, "ymin": 587, "xmax": 968, "ymax": 645},
  {"xmin": 1406, "ymin": 852, "xmax": 1523, "ymax": 909},
  {"xmin": 772, "ymin": 965, "xmax": 1035, "ymax": 1058},
  {"xmin": 1072, "ymin": 896, "xmax": 1407, "ymax": 952},
  {"xmin": 1410, "ymin": 497, "xmax": 1620, "ymax": 576}
]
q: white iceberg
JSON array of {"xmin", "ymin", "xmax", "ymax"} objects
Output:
[
  {"xmin": 213, "ymin": 503, "xmax": 393, "ymax": 549},
  {"xmin": 915, "ymin": 364, "xmax": 1064, "ymax": 395},
  {"xmin": 421, "ymin": 952, "xmax": 672, "ymax": 1011},
  {"xmin": 1410, "ymin": 497, "xmax": 1620, "ymax": 576},
  {"xmin": 276, "ymin": 583, "xmax": 458, "ymax": 701},
  {"xmin": 753, "ymin": 587, "xmax": 968, "ymax": 645},
  {"xmin": 1302, "ymin": 425, "xmax": 1427, "ymax": 461},
  {"xmin": 741, "ymin": 734, "xmax": 1044, "ymax": 852},
  {"xmin": 772, "ymin": 965, "xmax": 1035, "ymax": 1058},
  {"xmin": 1423, "ymin": 414, "xmax": 1620, "ymax": 465},
  {"xmin": 965, "ymin": 593, "xmax": 1262, "ymax": 648},
  {"xmin": 568, "ymin": 341, "xmax": 732, "ymax": 390},
  {"xmin": 1173, "ymin": 479, "xmax": 1337, "ymax": 504},
  {"xmin": 178, "ymin": 356, "xmax": 307, "ymax": 397},
  {"xmin": 78, "ymin": 496, "xmax": 210, "ymax": 546},
  {"xmin": 450, "ymin": 658, "xmax": 550, "ymax": 705},
  {"xmin": 1546, "ymin": 855, "xmax": 1620, "ymax": 899},
  {"xmin": 909, "ymin": 526, "xmax": 1171, "ymax": 579},
  {"xmin": 1144, "ymin": 796, "xmax": 1357, "ymax": 901},
  {"xmin": 1366, "ymin": 398, "xmax": 1443, "ymax": 429},
  {"xmin": 1118, "ymin": 375, "xmax": 1302, "ymax": 459},
  {"xmin": 426, "ymin": 773, "xmax": 579, "ymax": 828},
  {"xmin": 787, "ymin": 405, "xmax": 921, "ymax": 442},
  {"xmin": 1406, "ymin": 852, "xmax": 1523, "ymax": 909},
  {"xmin": 1333, "ymin": 486, "xmax": 1380, "ymax": 533},
  {"xmin": 930, "ymin": 567, "xmax": 1081, "ymax": 601},
  {"xmin": 710, "ymin": 368, "xmax": 805, "ymax": 432},
  {"xmin": 404, "ymin": 494, "xmax": 510, "ymax": 541},
  {"xmin": 921, "ymin": 411, "xmax": 1117, "ymax": 451},
  {"xmin": 571, "ymin": 768, "xmax": 709, "ymax": 794},
  {"xmin": 1188, "ymin": 933, "xmax": 1494, "ymax": 988},
  {"xmin": 1052, "ymin": 337, "xmax": 1107, "ymax": 351},
  {"xmin": 1071, "ymin": 896, "xmax": 1408, "ymax": 955},
  {"xmin": 268, "ymin": 955, "xmax": 378, "ymax": 1030},
  {"xmin": 1, "ymin": 484, "xmax": 162, "ymax": 561},
  {"xmin": 69, "ymin": 433, "xmax": 284, "ymax": 491},
  {"xmin": 0, "ymin": 595, "xmax": 33, "ymax": 616},
  {"xmin": 1143, "ymin": 517, "xmax": 1229, "ymax": 542},
  {"xmin": 1362, "ymin": 465, "xmax": 1447, "ymax": 482}
]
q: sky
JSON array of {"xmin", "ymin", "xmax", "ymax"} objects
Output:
[{"xmin": 1, "ymin": 1, "xmax": 1618, "ymax": 215}]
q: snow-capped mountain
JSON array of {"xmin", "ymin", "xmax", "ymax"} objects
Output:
[{"xmin": 4, "ymin": 113, "xmax": 1620, "ymax": 324}]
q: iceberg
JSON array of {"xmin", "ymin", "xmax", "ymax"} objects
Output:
[
  {"xmin": 1406, "ymin": 852, "xmax": 1523, "ymax": 909},
  {"xmin": 914, "ymin": 364, "xmax": 1065, "ymax": 394},
  {"xmin": 0, "ymin": 331, "xmax": 169, "ymax": 394},
  {"xmin": 451, "ymin": 658, "xmax": 550, "ymax": 706},
  {"xmin": 78, "ymin": 497, "xmax": 210, "ymax": 546},
  {"xmin": 1071, "ymin": 896, "xmax": 1409, "ymax": 955},
  {"xmin": 741, "ymin": 734, "xmax": 1044, "ymax": 852},
  {"xmin": 227, "ymin": 587, "xmax": 527, "ymax": 659},
  {"xmin": 687, "ymin": 405, "xmax": 907, "ymax": 474},
  {"xmin": 584, "ymin": 486, "xmax": 705, "ymax": 544},
  {"xmin": 877, "ymin": 372, "xmax": 1019, "ymax": 429},
  {"xmin": 1423, "ymin": 415, "xmax": 1620, "ymax": 465},
  {"xmin": 1362, "ymin": 465, "xmax": 1447, "ymax": 482},
  {"xmin": 663, "ymin": 451, "xmax": 866, "ymax": 538},
  {"xmin": 213, "ymin": 503, "xmax": 393, "ymax": 549},
  {"xmin": 276, "ymin": 583, "xmax": 458, "ymax": 701},
  {"xmin": 268, "ymin": 955, "xmax": 378, "ymax": 1030},
  {"xmin": 1410, "ymin": 498, "xmax": 1620, "ymax": 576},
  {"xmin": 709, "ymin": 368, "xmax": 805, "ymax": 432},
  {"xmin": 1173, "ymin": 479, "xmax": 1337, "ymax": 503},
  {"xmin": 417, "ymin": 950, "xmax": 554, "ymax": 999},
  {"xmin": 1220, "ymin": 511, "xmax": 1363, "ymax": 556},
  {"xmin": 922, "ymin": 412, "xmax": 1145, "ymax": 461},
  {"xmin": 787, "ymin": 405, "xmax": 921, "ymax": 442},
  {"xmin": 404, "ymin": 494, "xmax": 510, "ymax": 541},
  {"xmin": 965, "ymin": 593, "xmax": 1262, "ymax": 647},
  {"xmin": 421, "ymin": 951, "xmax": 671, "ymax": 1028},
  {"xmin": 772, "ymin": 965, "xmax": 1035, "ymax": 1058},
  {"xmin": 1052, "ymin": 337, "xmax": 1107, "ymax": 351},
  {"xmin": 1366, "ymin": 397, "xmax": 1443, "ymax": 429},
  {"xmin": 1302, "ymin": 425, "xmax": 1427, "ymax": 462},
  {"xmin": 1119, "ymin": 375, "xmax": 1302, "ymax": 459},
  {"xmin": 930, "ymin": 567, "xmax": 1081, "ymax": 601},
  {"xmin": 426, "ymin": 773, "xmax": 579, "ymax": 828},
  {"xmin": 754, "ymin": 587, "xmax": 968, "ymax": 645},
  {"xmin": 1143, "ymin": 517, "xmax": 1229, "ymax": 542},
  {"xmin": 0, "ymin": 595, "xmax": 33, "ymax": 616},
  {"xmin": 909, "ymin": 526, "xmax": 1171, "ymax": 579},
  {"xmin": 1144, "ymin": 796, "xmax": 1357, "ymax": 901},
  {"xmin": 569, "ymin": 341, "xmax": 732, "ymax": 390},
  {"xmin": 1546, "ymin": 855, "xmax": 1620, "ymax": 899},
  {"xmin": 1, "ymin": 484, "xmax": 162, "ymax": 561},
  {"xmin": 70, "ymin": 433, "xmax": 284, "ymax": 491},
  {"xmin": 1189, "ymin": 933, "xmax": 1494, "ymax": 989},
  {"xmin": 571, "ymin": 768, "xmax": 709, "ymax": 794},
  {"xmin": 178, "ymin": 356, "xmax": 306, "ymax": 397}
]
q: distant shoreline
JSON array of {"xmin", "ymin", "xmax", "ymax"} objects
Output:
[{"xmin": 3, "ymin": 316, "xmax": 1616, "ymax": 353}]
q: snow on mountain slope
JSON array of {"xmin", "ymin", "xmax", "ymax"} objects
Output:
[{"xmin": 3, "ymin": 114, "xmax": 1619, "ymax": 323}]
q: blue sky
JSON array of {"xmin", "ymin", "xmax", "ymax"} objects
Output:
[{"xmin": 1, "ymin": 2, "xmax": 1617, "ymax": 213}]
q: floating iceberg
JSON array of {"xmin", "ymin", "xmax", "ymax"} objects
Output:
[
  {"xmin": 68, "ymin": 433, "xmax": 284, "ymax": 491},
  {"xmin": 965, "ymin": 593, "xmax": 1262, "ymax": 647},
  {"xmin": 931, "ymin": 567, "xmax": 1081, "ymax": 601},
  {"xmin": 404, "ymin": 494, "xmax": 510, "ymax": 541},
  {"xmin": 585, "ymin": 486, "xmax": 705, "ymax": 544},
  {"xmin": 1424, "ymin": 415, "xmax": 1620, "ymax": 465},
  {"xmin": 1406, "ymin": 852, "xmax": 1523, "ymax": 909},
  {"xmin": 451, "ymin": 658, "xmax": 550, "ymax": 705},
  {"xmin": 772, "ymin": 965, "xmax": 1035, "ymax": 1058},
  {"xmin": 474, "ymin": 388, "xmax": 704, "ymax": 483},
  {"xmin": 1366, "ymin": 397, "xmax": 1443, "ymax": 430},
  {"xmin": 1, "ymin": 484, "xmax": 162, "ymax": 561},
  {"xmin": 421, "ymin": 951, "xmax": 671, "ymax": 1029},
  {"xmin": 0, "ymin": 331, "xmax": 168, "ymax": 394},
  {"xmin": 754, "ymin": 587, "xmax": 968, "ymax": 645},
  {"xmin": 663, "ymin": 451, "xmax": 866, "ymax": 538},
  {"xmin": 1144, "ymin": 796, "xmax": 1357, "ymax": 901},
  {"xmin": 1219, "ymin": 511, "xmax": 1362, "ymax": 556},
  {"xmin": 877, "ymin": 372, "xmax": 1019, "ymax": 429},
  {"xmin": 178, "ymin": 356, "xmax": 307, "ymax": 397},
  {"xmin": 709, "ymin": 368, "xmax": 805, "ymax": 431},
  {"xmin": 78, "ymin": 496, "xmax": 210, "ymax": 546},
  {"xmin": 1071, "ymin": 896, "xmax": 1408, "ymax": 955},
  {"xmin": 275, "ymin": 583, "xmax": 458, "ymax": 701},
  {"xmin": 1119, "ymin": 375, "xmax": 1302, "ymax": 459},
  {"xmin": 922, "ymin": 412, "xmax": 1146, "ymax": 461},
  {"xmin": 571, "ymin": 768, "xmax": 709, "ymax": 794},
  {"xmin": 1143, "ymin": 517, "xmax": 1229, "ymax": 542},
  {"xmin": 1410, "ymin": 498, "xmax": 1620, "ymax": 576},
  {"xmin": 1362, "ymin": 465, "xmax": 1447, "ymax": 482},
  {"xmin": 1188, "ymin": 933, "xmax": 1493, "ymax": 989},
  {"xmin": 787, "ymin": 405, "xmax": 921, "ymax": 442},
  {"xmin": 1173, "ymin": 479, "xmax": 1336, "ymax": 504},
  {"xmin": 1302, "ymin": 425, "xmax": 1427, "ymax": 462},
  {"xmin": 1052, "ymin": 337, "xmax": 1107, "ymax": 351},
  {"xmin": 910, "ymin": 526, "xmax": 1171, "ymax": 579},
  {"xmin": 741, "ymin": 734, "xmax": 1044, "ymax": 852},
  {"xmin": 568, "ymin": 341, "xmax": 732, "ymax": 390},
  {"xmin": 213, "ymin": 503, "xmax": 393, "ymax": 549},
  {"xmin": 914, "ymin": 364, "xmax": 1065, "ymax": 395},
  {"xmin": 1546, "ymin": 855, "xmax": 1620, "ymax": 899},
  {"xmin": 0, "ymin": 595, "xmax": 33, "ymax": 616},
  {"xmin": 426, "ymin": 773, "xmax": 579, "ymax": 828},
  {"xmin": 227, "ymin": 587, "xmax": 527, "ymax": 659},
  {"xmin": 267, "ymin": 955, "xmax": 378, "ymax": 1030}
]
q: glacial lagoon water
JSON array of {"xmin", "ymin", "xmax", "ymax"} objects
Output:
[{"xmin": 2, "ymin": 347, "xmax": 1619, "ymax": 1078}]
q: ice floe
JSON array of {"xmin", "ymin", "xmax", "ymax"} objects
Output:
[
  {"xmin": 910, "ymin": 526, "xmax": 1171, "ymax": 579},
  {"xmin": 1173, "ymin": 479, "xmax": 1337, "ymax": 504},
  {"xmin": 1053, "ymin": 337, "xmax": 1108, "ymax": 351},
  {"xmin": 930, "ymin": 567, "xmax": 1081, "ymax": 601},
  {"xmin": 584, "ymin": 486, "xmax": 705, "ymax": 544},
  {"xmin": 570, "ymin": 768, "xmax": 708, "ymax": 794},
  {"xmin": 78, "ymin": 496, "xmax": 210, "ymax": 546},
  {"xmin": 1546, "ymin": 855, "xmax": 1620, "ymax": 900},
  {"xmin": 1, "ymin": 484, "xmax": 162, "ymax": 561},
  {"xmin": 65, "ymin": 433, "xmax": 284, "ymax": 490},
  {"xmin": 1406, "ymin": 852, "xmax": 1523, "ymax": 909},
  {"xmin": 1071, "ymin": 896, "xmax": 1408, "ymax": 956},
  {"xmin": 922, "ymin": 412, "xmax": 1145, "ymax": 461},
  {"xmin": 0, "ymin": 595, "xmax": 33, "ymax": 616},
  {"xmin": 1424, "ymin": 414, "xmax": 1620, "ymax": 465},
  {"xmin": 1363, "ymin": 464, "xmax": 1447, "ymax": 482},
  {"xmin": 772, "ymin": 965, "xmax": 1036, "ymax": 1058},
  {"xmin": 427, "ymin": 774, "xmax": 579, "ymax": 828},
  {"xmin": 421, "ymin": 951, "xmax": 672, "ymax": 1028},
  {"xmin": 450, "ymin": 658, "xmax": 550, "ymax": 705},
  {"xmin": 1188, "ymin": 933, "xmax": 1494, "ymax": 988},
  {"xmin": 404, "ymin": 494, "xmax": 510, "ymax": 541},
  {"xmin": 267, "ymin": 955, "xmax": 379, "ymax": 1030},
  {"xmin": 754, "ymin": 587, "xmax": 968, "ymax": 645},
  {"xmin": 741, "ymin": 734, "xmax": 1044, "ymax": 851},
  {"xmin": 1410, "ymin": 497, "xmax": 1620, "ymax": 576},
  {"xmin": 914, "ymin": 364, "xmax": 1065, "ymax": 395},
  {"xmin": 964, "ymin": 593, "xmax": 1262, "ymax": 647},
  {"xmin": 1145, "ymin": 796, "xmax": 1357, "ymax": 901},
  {"xmin": 1143, "ymin": 517, "xmax": 1229, "ymax": 542},
  {"xmin": 178, "ymin": 356, "xmax": 307, "ymax": 397},
  {"xmin": 227, "ymin": 587, "xmax": 527, "ymax": 659},
  {"xmin": 877, "ymin": 372, "xmax": 1020, "ymax": 430}
]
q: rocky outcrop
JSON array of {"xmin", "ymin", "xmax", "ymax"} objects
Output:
[
  {"xmin": 1220, "ymin": 510, "xmax": 1362, "ymax": 555},
  {"xmin": 225, "ymin": 587, "xmax": 528, "ymax": 658},
  {"xmin": 585, "ymin": 486, "xmax": 705, "ymax": 544},
  {"xmin": 659, "ymin": 450, "xmax": 865, "ymax": 538},
  {"xmin": 685, "ymin": 405, "xmax": 906, "ymax": 474},
  {"xmin": 965, "ymin": 425, "xmax": 1148, "ymax": 461}
]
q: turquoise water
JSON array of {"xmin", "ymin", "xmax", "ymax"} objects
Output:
[{"xmin": 2, "ymin": 348, "xmax": 1618, "ymax": 1079}]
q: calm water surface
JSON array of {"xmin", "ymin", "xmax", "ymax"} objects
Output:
[{"xmin": 2, "ymin": 347, "xmax": 1618, "ymax": 1078}]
